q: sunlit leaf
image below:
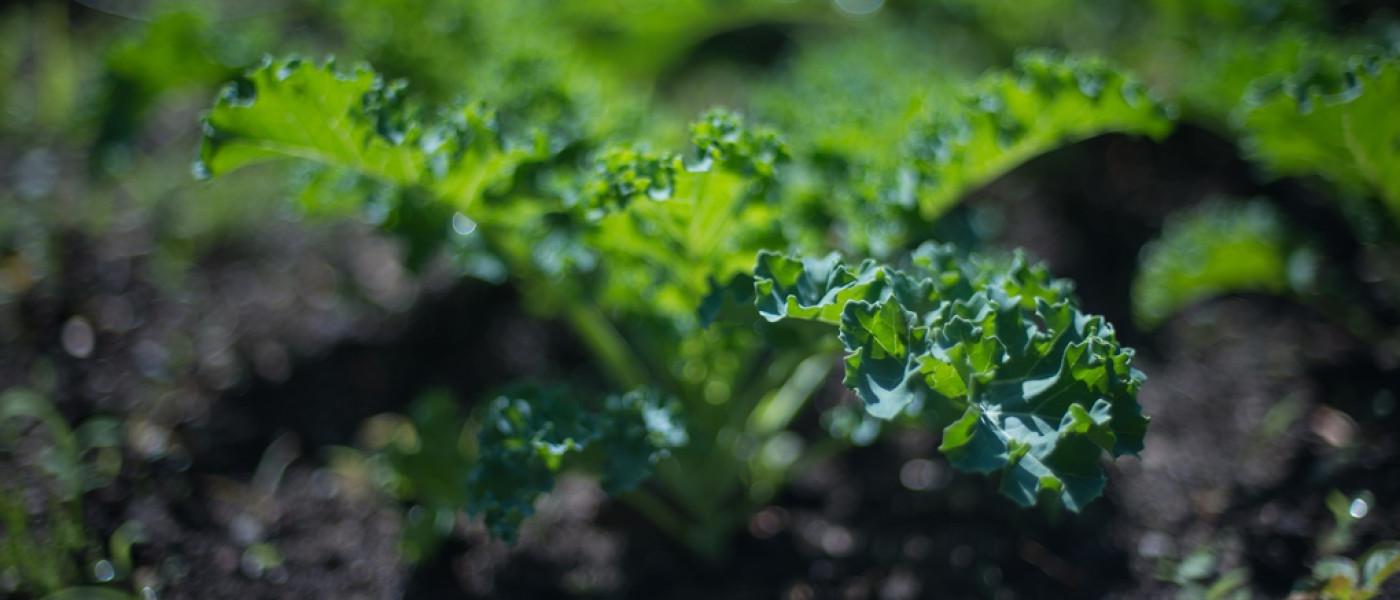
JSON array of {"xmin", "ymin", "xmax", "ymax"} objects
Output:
[{"xmin": 753, "ymin": 244, "xmax": 1147, "ymax": 510}]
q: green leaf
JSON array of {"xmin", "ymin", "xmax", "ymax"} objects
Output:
[
  {"xmin": 1360, "ymin": 542, "xmax": 1400, "ymax": 591},
  {"xmin": 688, "ymin": 108, "xmax": 788, "ymax": 178},
  {"xmin": 752, "ymin": 245, "xmax": 1148, "ymax": 510},
  {"xmin": 1239, "ymin": 53, "xmax": 1400, "ymax": 222},
  {"xmin": 1132, "ymin": 199, "xmax": 1313, "ymax": 328},
  {"xmin": 383, "ymin": 391, "xmax": 473, "ymax": 511},
  {"xmin": 839, "ymin": 299, "xmax": 932, "ymax": 420},
  {"xmin": 902, "ymin": 50, "xmax": 1174, "ymax": 219},
  {"xmin": 583, "ymin": 109, "xmax": 790, "ymax": 320},
  {"xmin": 1315, "ymin": 557, "xmax": 1361, "ymax": 588},
  {"xmin": 467, "ymin": 385, "xmax": 685, "ymax": 541},
  {"xmin": 753, "ymin": 251, "xmax": 888, "ymax": 324},
  {"xmin": 1176, "ymin": 546, "xmax": 1220, "ymax": 582},
  {"xmin": 1204, "ymin": 568, "xmax": 1251, "ymax": 600},
  {"xmin": 0, "ymin": 388, "xmax": 82, "ymax": 500},
  {"xmin": 198, "ymin": 57, "xmax": 424, "ymax": 183},
  {"xmin": 596, "ymin": 389, "xmax": 689, "ymax": 494},
  {"xmin": 584, "ymin": 147, "xmax": 681, "ymax": 214},
  {"xmin": 197, "ymin": 56, "xmax": 543, "ymax": 211}
]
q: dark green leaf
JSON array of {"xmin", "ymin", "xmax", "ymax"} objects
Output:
[{"xmin": 752, "ymin": 245, "xmax": 1148, "ymax": 510}]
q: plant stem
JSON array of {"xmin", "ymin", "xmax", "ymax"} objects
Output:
[{"xmin": 563, "ymin": 304, "xmax": 648, "ymax": 390}]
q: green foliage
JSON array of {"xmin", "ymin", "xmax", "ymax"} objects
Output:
[
  {"xmin": 1303, "ymin": 489, "xmax": 1400, "ymax": 599},
  {"xmin": 351, "ymin": 386, "xmax": 685, "ymax": 547},
  {"xmin": 1132, "ymin": 200, "xmax": 1316, "ymax": 328},
  {"xmin": 0, "ymin": 3, "xmax": 86, "ymax": 136},
  {"xmin": 753, "ymin": 245, "xmax": 1148, "ymax": 510},
  {"xmin": 581, "ymin": 108, "xmax": 789, "ymax": 320},
  {"xmin": 192, "ymin": 40, "xmax": 1168, "ymax": 546},
  {"xmin": 1, "ymin": 388, "xmax": 121, "ymax": 501},
  {"xmin": 1239, "ymin": 53, "xmax": 1400, "ymax": 221},
  {"xmin": 468, "ymin": 386, "xmax": 686, "ymax": 541},
  {"xmin": 97, "ymin": 8, "xmax": 253, "ymax": 155},
  {"xmin": 18, "ymin": 0, "xmax": 1400, "ymax": 585},
  {"xmin": 1158, "ymin": 543, "xmax": 1251, "ymax": 600},
  {"xmin": 0, "ymin": 389, "xmax": 125, "ymax": 597},
  {"xmin": 1311, "ymin": 543, "xmax": 1400, "ymax": 599},
  {"xmin": 197, "ymin": 56, "xmax": 547, "ymax": 211},
  {"xmin": 901, "ymin": 51, "xmax": 1174, "ymax": 219}
]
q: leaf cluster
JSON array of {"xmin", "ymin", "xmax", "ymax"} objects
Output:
[{"xmin": 753, "ymin": 245, "xmax": 1148, "ymax": 510}]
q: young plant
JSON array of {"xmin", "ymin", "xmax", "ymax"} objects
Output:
[
  {"xmin": 0, "ymin": 388, "xmax": 128, "ymax": 598},
  {"xmin": 194, "ymin": 52, "xmax": 1157, "ymax": 555}
]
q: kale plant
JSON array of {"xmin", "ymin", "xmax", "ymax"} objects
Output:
[{"xmin": 192, "ymin": 50, "xmax": 1166, "ymax": 553}]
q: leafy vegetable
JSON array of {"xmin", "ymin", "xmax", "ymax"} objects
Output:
[
  {"xmin": 468, "ymin": 386, "xmax": 686, "ymax": 541},
  {"xmin": 753, "ymin": 244, "xmax": 1148, "ymax": 510},
  {"xmin": 191, "ymin": 50, "xmax": 1163, "ymax": 547},
  {"xmin": 901, "ymin": 51, "xmax": 1174, "ymax": 219},
  {"xmin": 1239, "ymin": 53, "xmax": 1400, "ymax": 221},
  {"xmin": 197, "ymin": 56, "xmax": 555, "ymax": 211},
  {"xmin": 1132, "ymin": 199, "xmax": 1316, "ymax": 328},
  {"xmin": 582, "ymin": 109, "xmax": 790, "ymax": 319}
]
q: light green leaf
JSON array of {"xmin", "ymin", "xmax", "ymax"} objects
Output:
[
  {"xmin": 1361, "ymin": 542, "xmax": 1400, "ymax": 591},
  {"xmin": 1132, "ymin": 199, "xmax": 1313, "ymax": 328},
  {"xmin": 903, "ymin": 51, "xmax": 1174, "ymax": 219},
  {"xmin": 1315, "ymin": 557, "xmax": 1361, "ymax": 588},
  {"xmin": 198, "ymin": 57, "xmax": 425, "ymax": 183},
  {"xmin": 584, "ymin": 109, "xmax": 790, "ymax": 320},
  {"xmin": 197, "ymin": 56, "xmax": 543, "ymax": 211},
  {"xmin": 1240, "ymin": 53, "xmax": 1400, "ymax": 222}
]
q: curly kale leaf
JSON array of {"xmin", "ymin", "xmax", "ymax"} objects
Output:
[
  {"xmin": 754, "ymin": 252, "xmax": 887, "ymax": 324},
  {"xmin": 582, "ymin": 109, "xmax": 790, "ymax": 319},
  {"xmin": 902, "ymin": 51, "xmax": 1174, "ymax": 219},
  {"xmin": 584, "ymin": 108, "xmax": 788, "ymax": 214},
  {"xmin": 752, "ymin": 244, "xmax": 1147, "ymax": 510},
  {"xmin": 584, "ymin": 147, "xmax": 681, "ymax": 214},
  {"xmin": 1132, "ymin": 199, "xmax": 1316, "ymax": 328},
  {"xmin": 197, "ymin": 56, "xmax": 549, "ymax": 210},
  {"xmin": 687, "ymin": 108, "xmax": 789, "ymax": 178},
  {"xmin": 1239, "ymin": 53, "xmax": 1400, "ymax": 222},
  {"xmin": 467, "ymin": 386, "xmax": 685, "ymax": 541}
]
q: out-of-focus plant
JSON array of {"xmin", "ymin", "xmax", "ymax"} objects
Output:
[
  {"xmin": 1132, "ymin": 199, "xmax": 1318, "ymax": 328},
  {"xmin": 1300, "ymin": 491, "xmax": 1400, "ymax": 600},
  {"xmin": 340, "ymin": 387, "xmax": 684, "ymax": 559},
  {"xmin": 1308, "ymin": 543, "xmax": 1400, "ymax": 600},
  {"xmin": 1157, "ymin": 543, "xmax": 1251, "ymax": 600},
  {"xmin": 1158, "ymin": 491, "xmax": 1398, "ymax": 599},
  {"xmin": 1239, "ymin": 53, "xmax": 1400, "ymax": 224},
  {"xmin": 0, "ymin": 388, "xmax": 130, "ymax": 598}
]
